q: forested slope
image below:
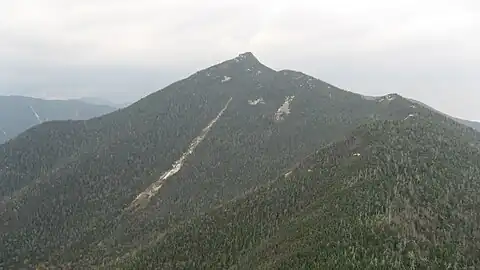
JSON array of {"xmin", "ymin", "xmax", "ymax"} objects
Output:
[{"xmin": 122, "ymin": 116, "xmax": 480, "ymax": 269}]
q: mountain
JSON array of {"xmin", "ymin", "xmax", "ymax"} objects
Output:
[
  {"xmin": 122, "ymin": 116, "xmax": 480, "ymax": 269},
  {"xmin": 1, "ymin": 53, "xmax": 479, "ymax": 269},
  {"xmin": 0, "ymin": 96, "xmax": 117, "ymax": 144},
  {"xmin": 76, "ymin": 97, "xmax": 131, "ymax": 108}
]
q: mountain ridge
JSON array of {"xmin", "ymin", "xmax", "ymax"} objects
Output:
[
  {"xmin": 75, "ymin": 97, "xmax": 130, "ymax": 108},
  {"xmin": 0, "ymin": 95, "xmax": 116, "ymax": 144},
  {"xmin": 407, "ymin": 98, "xmax": 480, "ymax": 131}
]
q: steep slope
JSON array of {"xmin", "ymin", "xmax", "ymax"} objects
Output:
[
  {"xmin": 121, "ymin": 115, "xmax": 480, "ymax": 269},
  {"xmin": 1, "ymin": 53, "xmax": 478, "ymax": 268},
  {"xmin": 0, "ymin": 95, "xmax": 116, "ymax": 144}
]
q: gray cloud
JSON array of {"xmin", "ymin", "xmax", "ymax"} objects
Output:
[{"xmin": 1, "ymin": 0, "xmax": 479, "ymax": 119}]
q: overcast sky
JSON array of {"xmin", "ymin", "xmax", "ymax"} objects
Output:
[{"xmin": 2, "ymin": 0, "xmax": 479, "ymax": 119}]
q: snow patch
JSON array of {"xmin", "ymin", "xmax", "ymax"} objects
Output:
[
  {"xmin": 353, "ymin": 153, "xmax": 361, "ymax": 157},
  {"xmin": 248, "ymin": 98, "xmax": 265, "ymax": 105},
  {"xmin": 274, "ymin": 96, "xmax": 295, "ymax": 122},
  {"xmin": 256, "ymin": 70, "xmax": 262, "ymax": 75},
  {"xmin": 376, "ymin": 94, "xmax": 398, "ymax": 103},
  {"xmin": 29, "ymin": 106, "xmax": 42, "ymax": 123},
  {"xmin": 404, "ymin": 113, "xmax": 416, "ymax": 120},
  {"xmin": 127, "ymin": 97, "xmax": 233, "ymax": 211},
  {"xmin": 221, "ymin": 76, "xmax": 231, "ymax": 83},
  {"xmin": 284, "ymin": 171, "xmax": 293, "ymax": 177},
  {"xmin": 1, "ymin": 129, "xmax": 6, "ymax": 136},
  {"xmin": 386, "ymin": 94, "xmax": 396, "ymax": 101}
]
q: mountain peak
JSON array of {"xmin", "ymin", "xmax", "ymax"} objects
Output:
[
  {"xmin": 233, "ymin": 52, "xmax": 260, "ymax": 64},
  {"xmin": 200, "ymin": 51, "xmax": 272, "ymax": 75},
  {"xmin": 237, "ymin": 51, "xmax": 255, "ymax": 59}
]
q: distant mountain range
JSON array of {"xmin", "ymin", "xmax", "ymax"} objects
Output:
[
  {"xmin": 1, "ymin": 53, "xmax": 479, "ymax": 269},
  {"xmin": 0, "ymin": 95, "xmax": 116, "ymax": 144},
  {"xmin": 75, "ymin": 97, "xmax": 131, "ymax": 108}
]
